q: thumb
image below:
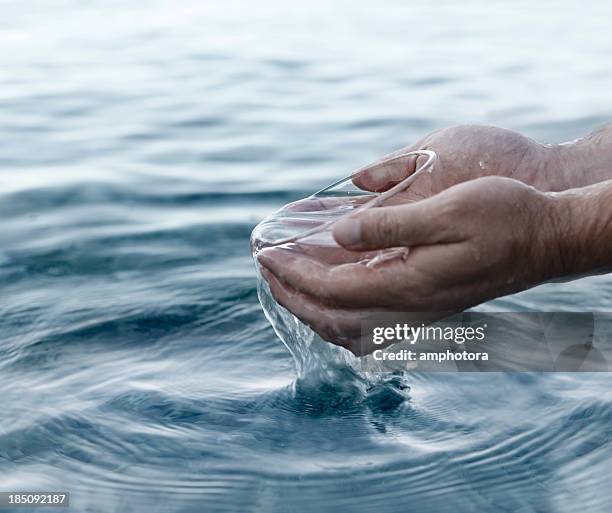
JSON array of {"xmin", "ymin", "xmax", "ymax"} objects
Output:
[
  {"xmin": 352, "ymin": 153, "xmax": 417, "ymax": 192},
  {"xmin": 332, "ymin": 199, "xmax": 451, "ymax": 251}
]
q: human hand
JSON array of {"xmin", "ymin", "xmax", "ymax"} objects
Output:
[
  {"xmin": 257, "ymin": 177, "xmax": 566, "ymax": 355},
  {"xmin": 353, "ymin": 125, "xmax": 565, "ymax": 199}
]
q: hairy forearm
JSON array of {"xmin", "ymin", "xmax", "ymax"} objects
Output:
[{"xmin": 550, "ymin": 178, "xmax": 612, "ymax": 277}]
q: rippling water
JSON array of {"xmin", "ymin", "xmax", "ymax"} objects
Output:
[{"xmin": 2, "ymin": 1, "xmax": 612, "ymax": 511}]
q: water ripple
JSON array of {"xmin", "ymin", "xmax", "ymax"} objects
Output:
[{"xmin": 3, "ymin": 0, "xmax": 612, "ymax": 511}]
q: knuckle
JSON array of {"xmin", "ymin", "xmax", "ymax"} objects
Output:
[{"xmin": 370, "ymin": 210, "xmax": 398, "ymax": 246}]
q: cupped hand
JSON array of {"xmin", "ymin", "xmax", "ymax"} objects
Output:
[
  {"xmin": 257, "ymin": 177, "xmax": 566, "ymax": 355},
  {"xmin": 354, "ymin": 125, "xmax": 564, "ymax": 199}
]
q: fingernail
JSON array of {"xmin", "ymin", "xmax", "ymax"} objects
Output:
[
  {"xmin": 256, "ymin": 248, "xmax": 276, "ymax": 267},
  {"xmin": 333, "ymin": 217, "xmax": 362, "ymax": 247},
  {"xmin": 257, "ymin": 246, "xmax": 293, "ymax": 269},
  {"xmin": 259, "ymin": 266, "xmax": 272, "ymax": 281}
]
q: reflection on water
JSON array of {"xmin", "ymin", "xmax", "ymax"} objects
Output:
[{"xmin": 2, "ymin": 0, "xmax": 612, "ymax": 511}]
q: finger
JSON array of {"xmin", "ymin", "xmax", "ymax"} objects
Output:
[
  {"xmin": 351, "ymin": 150, "xmax": 418, "ymax": 192},
  {"xmin": 288, "ymin": 241, "xmax": 378, "ymax": 265},
  {"xmin": 260, "ymin": 267, "xmax": 369, "ymax": 355},
  {"xmin": 281, "ymin": 195, "xmax": 369, "ymax": 213},
  {"xmin": 257, "ymin": 247, "xmax": 395, "ymax": 307},
  {"xmin": 350, "ymin": 132, "xmax": 438, "ymax": 192},
  {"xmin": 367, "ymin": 171, "xmax": 432, "ymax": 204},
  {"xmin": 261, "ymin": 264, "xmax": 461, "ymax": 355},
  {"xmin": 332, "ymin": 195, "xmax": 462, "ymax": 251},
  {"xmin": 388, "ymin": 241, "xmax": 491, "ymax": 312}
]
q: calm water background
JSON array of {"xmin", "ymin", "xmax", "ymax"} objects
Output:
[{"xmin": 2, "ymin": 1, "xmax": 612, "ymax": 512}]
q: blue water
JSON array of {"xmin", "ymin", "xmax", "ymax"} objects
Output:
[{"xmin": 2, "ymin": 1, "xmax": 612, "ymax": 511}]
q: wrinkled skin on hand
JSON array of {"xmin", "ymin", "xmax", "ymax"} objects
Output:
[
  {"xmin": 258, "ymin": 177, "xmax": 565, "ymax": 356},
  {"xmin": 354, "ymin": 125, "xmax": 562, "ymax": 200},
  {"xmin": 256, "ymin": 125, "xmax": 576, "ymax": 355}
]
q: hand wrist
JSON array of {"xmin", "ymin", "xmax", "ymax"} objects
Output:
[
  {"xmin": 542, "ymin": 190, "xmax": 584, "ymax": 278},
  {"xmin": 545, "ymin": 182, "xmax": 612, "ymax": 278},
  {"xmin": 533, "ymin": 142, "xmax": 591, "ymax": 192},
  {"xmin": 513, "ymin": 142, "xmax": 574, "ymax": 192},
  {"xmin": 552, "ymin": 124, "xmax": 612, "ymax": 189},
  {"xmin": 553, "ymin": 140, "xmax": 595, "ymax": 190}
]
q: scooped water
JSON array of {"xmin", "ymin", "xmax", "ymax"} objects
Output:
[
  {"xmin": 251, "ymin": 194, "xmax": 412, "ymax": 416},
  {"xmin": 252, "ymin": 195, "xmax": 362, "ymax": 372}
]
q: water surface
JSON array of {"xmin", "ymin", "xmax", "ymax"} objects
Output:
[{"xmin": 2, "ymin": 1, "xmax": 612, "ymax": 511}]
